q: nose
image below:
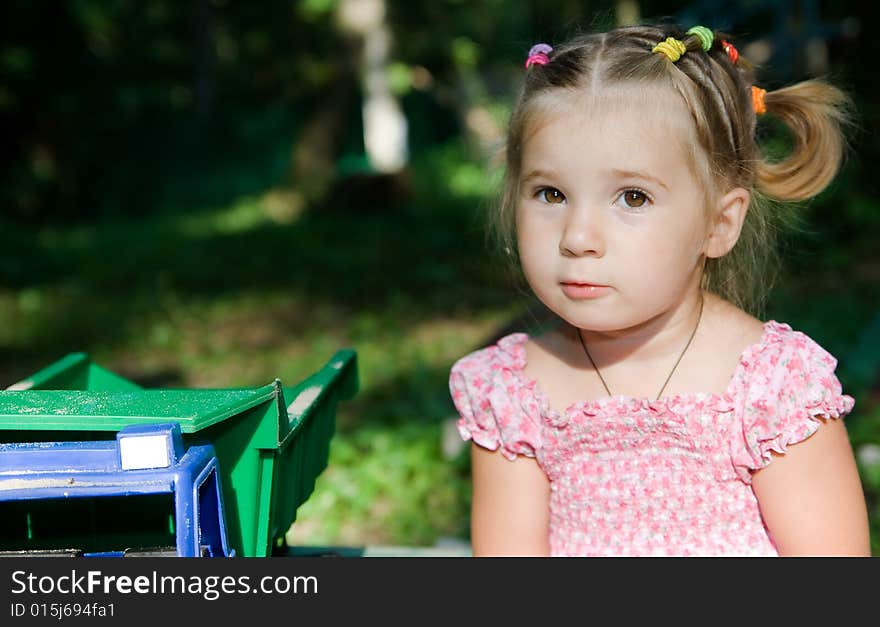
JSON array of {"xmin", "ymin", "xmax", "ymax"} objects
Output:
[{"xmin": 559, "ymin": 205, "xmax": 605, "ymax": 257}]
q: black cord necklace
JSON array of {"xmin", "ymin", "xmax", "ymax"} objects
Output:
[{"xmin": 576, "ymin": 294, "xmax": 705, "ymax": 401}]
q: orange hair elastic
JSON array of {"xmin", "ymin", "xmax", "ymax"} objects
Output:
[{"xmin": 751, "ymin": 86, "xmax": 767, "ymax": 115}]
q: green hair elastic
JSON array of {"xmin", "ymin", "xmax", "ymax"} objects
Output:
[{"xmin": 686, "ymin": 26, "xmax": 714, "ymax": 52}]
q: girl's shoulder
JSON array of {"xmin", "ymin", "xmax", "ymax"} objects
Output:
[
  {"xmin": 725, "ymin": 317, "xmax": 855, "ymax": 482},
  {"xmin": 695, "ymin": 299, "xmax": 846, "ymax": 403},
  {"xmin": 710, "ymin": 294, "xmax": 844, "ymax": 383},
  {"xmin": 734, "ymin": 318, "xmax": 849, "ymax": 403},
  {"xmin": 449, "ymin": 331, "xmax": 530, "ymax": 377},
  {"xmin": 678, "ymin": 295, "xmax": 845, "ymax": 399},
  {"xmin": 448, "ymin": 332, "xmax": 544, "ymax": 460}
]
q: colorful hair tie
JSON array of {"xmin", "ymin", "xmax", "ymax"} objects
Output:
[
  {"xmin": 751, "ymin": 86, "xmax": 767, "ymax": 115},
  {"xmin": 686, "ymin": 26, "xmax": 714, "ymax": 51},
  {"xmin": 525, "ymin": 43, "xmax": 553, "ymax": 69},
  {"xmin": 722, "ymin": 40, "xmax": 739, "ymax": 64},
  {"xmin": 652, "ymin": 37, "xmax": 687, "ymax": 62}
]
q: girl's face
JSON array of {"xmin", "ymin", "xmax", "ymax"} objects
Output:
[{"xmin": 516, "ymin": 92, "xmax": 713, "ymax": 333}]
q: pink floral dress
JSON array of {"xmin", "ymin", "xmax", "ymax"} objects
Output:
[{"xmin": 449, "ymin": 321, "xmax": 855, "ymax": 556}]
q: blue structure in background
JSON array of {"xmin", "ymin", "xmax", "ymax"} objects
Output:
[{"xmin": 0, "ymin": 423, "xmax": 233, "ymax": 557}]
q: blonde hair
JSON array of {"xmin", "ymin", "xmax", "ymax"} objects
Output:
[{"xmin": 487, "ymin": 25, "xmax": 854, "ymax": 316}]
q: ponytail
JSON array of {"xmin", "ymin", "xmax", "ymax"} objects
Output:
[{"xmin": 756, "ymin": 79, "xmax": 854, "ymax": 201}]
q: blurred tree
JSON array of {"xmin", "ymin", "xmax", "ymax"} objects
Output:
[{"xmin": 339, "ymin": 0, "xmax": 408, "ymax": 174}]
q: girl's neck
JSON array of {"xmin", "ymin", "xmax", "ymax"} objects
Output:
[{"xmin": 564, "ymin": 291, "xmax": 709, "ymax": 368}]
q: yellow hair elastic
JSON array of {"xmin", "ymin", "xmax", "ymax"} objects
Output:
[
  {"xmin": 652, "ymin": 37, "xmax": 687, "ymax": 62},
  {"xmin": 751, "ymin": 86, "xmax": 767, "ymax": 115}
]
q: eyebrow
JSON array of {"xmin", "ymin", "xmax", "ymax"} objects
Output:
[
  {"xmin": 608, "ymin": 169, "xmax": 669, "ymax": 191},
  {"xmin": 521, "ymin": 169, "xmax": 550, "ymax": 184},
  {"xmin": 520, "ymin": 168, "xmax": 669, "ymax": 191}
]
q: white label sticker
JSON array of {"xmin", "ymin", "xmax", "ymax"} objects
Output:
[{"xmin": 119, "ymin": 435, "xmax": 171, "ymax": 470}]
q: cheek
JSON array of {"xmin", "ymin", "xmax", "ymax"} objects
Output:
[
  {"xmin": 616, "ymin": 234, "xmax": 700, "ymax": 278},
  {"xmin": 516, "ymin": 229, "xmax": 557, "ymax": 289},
  {"xmin": 516, "ymin": 214, "xmax": 556, "ymax": 255},
  {"xmin": 644, "ymin": 207, "xmax": 708, "ymax": 254},
  {"xmin": 516, "ymin": 238, "xmax": 548, "ymax": 278}
]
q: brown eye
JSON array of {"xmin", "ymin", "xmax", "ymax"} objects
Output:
[
  {"xmin": 621, "ymin": 190, "xmax": 647, "ymax": 208},
  {"xmin": 539, "ymin": 188, "xmax": 566, "ymax": 204}
]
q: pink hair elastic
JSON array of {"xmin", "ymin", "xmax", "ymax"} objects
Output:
[{"xmin": 525, "ymin": 43, "xmax": 553, "ymax": 68}]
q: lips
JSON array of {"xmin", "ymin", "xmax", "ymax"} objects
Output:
[
  {"xmin": 560, "ymin": 281, "xmax": 611, "ymax": 300},
  {"xmin": 561, "ymin": 281, "xmax": 608, "ymax": 287}
]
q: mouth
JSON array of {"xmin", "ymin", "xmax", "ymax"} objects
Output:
[
  {"xmin": 561, "ymin": 281, "xmax": 608, "ymax": 288},
  {"xmin": 559, "ymin": 281, "xmax": 612, "ymax": 300}
]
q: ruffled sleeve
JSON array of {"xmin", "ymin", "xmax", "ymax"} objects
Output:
[
  {"xmin": 729, "ymin": 322, "xmax": 855, "ymax": 483},
  {"xmin": 448, "ymin": 334, "xmax": 543, "ymax": 460}
]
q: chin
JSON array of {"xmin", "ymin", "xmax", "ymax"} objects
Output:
[{"xmin": 548, "ymin": 304, "xmax": 620, "ymax": 332}]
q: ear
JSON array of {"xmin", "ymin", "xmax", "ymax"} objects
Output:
[{"xmin": 704, "ymin": 187, "xmax": 750, "ymax": 258}]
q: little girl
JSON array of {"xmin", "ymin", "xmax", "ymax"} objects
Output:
[{"xmin": 449, "ymin": 24, "xmax": 871, "ymax": 556}]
